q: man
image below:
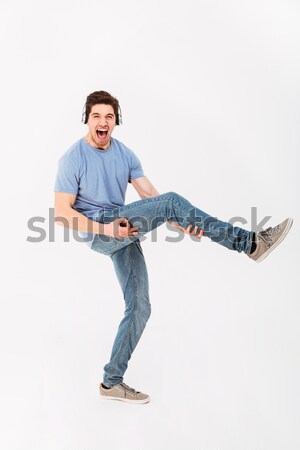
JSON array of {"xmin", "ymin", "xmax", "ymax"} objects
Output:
[{"xmin": 54, "ymin": 90, "xmax": 293, "ymax": 404}]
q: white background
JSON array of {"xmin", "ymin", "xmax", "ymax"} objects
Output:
[{"xmin": 1, "ymin": 1, "xmax": 299, "ymax": 449}]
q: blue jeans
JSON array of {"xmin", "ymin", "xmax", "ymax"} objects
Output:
[{"xmin": 91, "ymin": 191, "xmax": 254, "ymax": 387}]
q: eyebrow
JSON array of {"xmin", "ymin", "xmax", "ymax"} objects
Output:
[{"xmin": 91, "ymin": 112, "xmax": 114, "ymax": 116}]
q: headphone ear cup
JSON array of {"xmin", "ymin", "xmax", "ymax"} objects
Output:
[
  {"xmin": 117, "ymin": 106, "xmax": 122, "ymax": 125},
  {"xmin": 81, "ymin": 105, "xmax": 87, "ymax": 123}
]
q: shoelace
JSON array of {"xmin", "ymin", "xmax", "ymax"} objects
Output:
[
  {"xmin": 120, "ymin": 383, "xmax": 140, "ymax": 395},
  {"xmin": 258, "ymin": 225, "xmax": 280, "ymax": 246}
]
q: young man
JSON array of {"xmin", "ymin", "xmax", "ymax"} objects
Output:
[{"xmin": 54, "ymin": 90, "xmax": 293, "ymax": 404}]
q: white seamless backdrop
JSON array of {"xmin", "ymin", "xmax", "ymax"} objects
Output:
[{"xmin": 1, "ymin": 1, "xmax": 299, "ymax": 450}]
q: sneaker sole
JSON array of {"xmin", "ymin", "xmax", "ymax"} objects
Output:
[
  {"xmin": 256, "ymin": 217, "xmax": 293, "ymax": 263},
  {"xmin": 99, "ymin": 392, "xmax": 150, "ymax": 404}
]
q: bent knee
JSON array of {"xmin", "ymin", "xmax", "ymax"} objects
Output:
[
  {"xmin": 140, "ymin": 300, "xmax": 151, "ymax": 322},
  {"xmin": 163, "ymin": 191, "xmax": 180, "ymax": 201}
]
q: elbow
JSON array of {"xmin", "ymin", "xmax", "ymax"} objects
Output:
[
  {"xmin": 54, "ymin": 213, "xmax": 67, "ymax": 227},
  {"xmin": 54, "ymin": 206, "xmax": 71, "ymax": 227}
]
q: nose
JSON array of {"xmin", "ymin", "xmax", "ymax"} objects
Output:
[{"xmin": 97, "ymin": 117, "xmax": 108, "ymax": 128}]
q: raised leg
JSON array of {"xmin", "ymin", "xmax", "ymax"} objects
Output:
[{"xmin": 95, "ymin": 191, "xmax": 254, "ymax": 255}]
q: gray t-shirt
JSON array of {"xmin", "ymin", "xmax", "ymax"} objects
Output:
[{"xmin": 54, "ymin": 136, "xmax": 144, "ymax": 245}]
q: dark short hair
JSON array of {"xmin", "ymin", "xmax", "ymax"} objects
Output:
[{"xmin": 82, "ymin": 90, "xmax": 121, "ymax": 125}]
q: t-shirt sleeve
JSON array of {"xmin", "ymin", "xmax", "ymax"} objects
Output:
[
  {"xmin": 128, "ymin": 151, "xmax": 144, "ymax": 183},
  {"xmin": 54, "ymin": 155, "xmax": 79, "ymax": 194}
]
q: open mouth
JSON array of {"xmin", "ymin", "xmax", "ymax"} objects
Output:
[{"xmin": 96, "ymin": 130, "xmax": 108, "ymax": 139}]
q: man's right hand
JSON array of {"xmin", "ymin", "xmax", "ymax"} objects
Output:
[{"xmin": 104, "ymin": 217, "xmax": 139, "ymax": 239}]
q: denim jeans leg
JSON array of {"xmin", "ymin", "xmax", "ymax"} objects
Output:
[
  {"xmin": 102, "ymin": 239, "xmax": 151, "ymax": 387},
  {"xmin": 102, "ymin": 191, "xmax": 254, "ymax": 254}
]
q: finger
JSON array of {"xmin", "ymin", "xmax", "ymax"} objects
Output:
[
  {"xmin": 121, "ymin": 226, "xmax": 140, "ymax": 237},
  {"xmin": 197, "ymin": 229, "xmax": 204, "ymax": 239},
  {"xmin": 129, "ymin": 226, "xmax": 139, "ymax": 232},
  {"xmin": 191, "ymin": 225, "xmax": 198, "ymax": 236},
  {"xmin": 193, "ymin": 227, "xmax": 200, "ymax": 237},
  {"xmin": 184, "ymin": 224, "xmax": 192, "ymax": 233},
  {"xmin": 189, "ymin": 225, "xmax": 196, "ymax": 235},
  {"xmin": 125, "ymin": 227, "xmax": 139, "ymax": 237}
]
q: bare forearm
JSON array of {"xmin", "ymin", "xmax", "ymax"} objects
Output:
[
  {"xmin": 139, "ymin": 187, "xmax": 160, "ymax": 198},
  {"xmin": 55, "ymin": 206, "xmax": 106, "ymax": 235}
]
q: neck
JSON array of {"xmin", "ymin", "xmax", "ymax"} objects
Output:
[{"xmin": 84, "ymin": 134, "xmax": 111, "ymax": 150}]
